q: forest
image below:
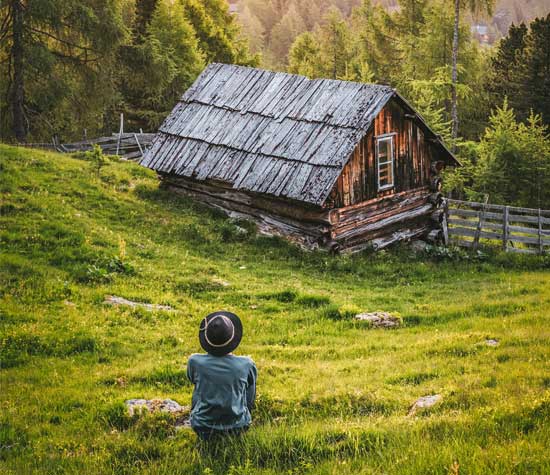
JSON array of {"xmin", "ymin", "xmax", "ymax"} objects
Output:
[{"xmin": 0, "ymin": 0, "xmax": 549, "ymax": 208}]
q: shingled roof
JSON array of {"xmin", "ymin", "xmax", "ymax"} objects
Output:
[{"xmin": 141, "ymin": 63, "xmax": 454, "ymax": 206}]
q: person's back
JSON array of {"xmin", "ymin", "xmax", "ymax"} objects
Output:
[
  {"xmin": 187, "ymin": 353, "xmax": 256, "ymax": 431},
  {"xmin": 186, "ymin": 311, "xmax": 257, "ymax": 440}
]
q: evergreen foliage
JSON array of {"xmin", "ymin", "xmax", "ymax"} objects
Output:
[
  {"xmin": 0, "ymin": 0, "xmax": 255, "ymax": 141},
  {"xmin": 489, "ymin": 14, "xmax": 550, "ymax": 125}
]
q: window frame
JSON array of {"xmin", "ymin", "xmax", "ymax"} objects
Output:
[{"xmin": 375, "ymin": 133, "xmax": 396, "ymax": 191}]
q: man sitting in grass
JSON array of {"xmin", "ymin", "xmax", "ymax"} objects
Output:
[{"xmin": 187, "ymin": 311, "xmax": 257, "ymax": 440}]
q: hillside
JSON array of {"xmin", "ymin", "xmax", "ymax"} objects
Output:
[{"xmin": 1, "ymin": 145, "xmax": 550, "ymax": 474}]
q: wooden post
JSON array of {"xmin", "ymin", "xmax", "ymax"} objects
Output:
[
  {"xmin": 115, "ymin": 113, "xmax": 124, "ymax": 156},
  {"xmin": 134, "ymin": 133, "xmax": 144, "ymax": 157},
  {"xmin": 538, "ymin": 209, "xmax": 544, "ymax": 255},
  {"xmin": 503, "ymin": 206, "xmax": 509, "ymax": 252},
  {"xmin": 472, "ymin": 197, "xmax": 488, "ymax": 251},
  {"xmin": 442, "ymin": 199, "xmax": 449, "ymax": 246}
]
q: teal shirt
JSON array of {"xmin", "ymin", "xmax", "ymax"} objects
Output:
[{"xmin": 186, "ymin": 353, "xmax": 257, "ymax": 430}]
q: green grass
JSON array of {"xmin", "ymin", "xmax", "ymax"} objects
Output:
[{"xmin": 1, "ymin": 144, "xmax": 549, "ymax": 474}]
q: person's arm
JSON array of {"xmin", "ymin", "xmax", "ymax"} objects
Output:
[
  {"xmin": 246, "ymin": 360, "xmax": 257, "ymax": 412},
  {"xmin": 186, "ymin": 356, "xmax": 195, "ymax": 384}
]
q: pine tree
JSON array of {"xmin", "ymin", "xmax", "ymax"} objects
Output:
[
  {"xmin": 134, "ymin": 0, "xmax": 159, "ymax": 40},
  {"xmin": 317, "ymin": 8, "xmax": 351, "ymax": 80},
  {"xmin": 519, "ymin": 14, "xmax": 550, "ymax": 125},
  {"xmin": 476, "ymin": 100, "xmax": 550, "ymax": 208},
  {"xmin": 488, "ymin": 15, "xmax": 550, "ymax": 126},
  {"xmin": 487, "ymin": 23, "xmax": 527, "ymax": 115},
  {"xmin": 270, "ymin": 3, "xmax": 306, "ymax": 64},
  {"xmin": 288, "ymin": 31, "xmax": 320, "ymax": 77}
]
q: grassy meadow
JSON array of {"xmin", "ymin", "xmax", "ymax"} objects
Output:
[{"xmin": 1, "ymin": 144, "xmax": 549, "ymax": 474}]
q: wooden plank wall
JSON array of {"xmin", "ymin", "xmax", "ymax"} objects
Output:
[{"xmin": 327, "ymin": 99, "xmax": 433, "ymax": 208}]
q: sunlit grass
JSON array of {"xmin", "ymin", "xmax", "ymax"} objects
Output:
[{"xmin": 1, "ymin": 145, "xmax": 549, "ymax": 474}]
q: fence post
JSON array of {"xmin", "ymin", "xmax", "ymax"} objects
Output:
[
  {"xmin": 442, "ymin": 199, "xmax": 449, "ymax": 246},
  {"xmin": 538, "ymin": 209, "xmax": 544, "ymax": 255},
  {"xmin": 115, "ymin": 113, "xmax": 124, "ymax": 156},
  {"xmin": 473, "ymin": 197, "xmax": 488, "ymax": 251},
  {"xmin": 503, "ymin": 206, "xmax": 509, "ymax": 252},
  {"xmin": 134, "ymin": 133, "xmax": 144, "ymax": 157}
]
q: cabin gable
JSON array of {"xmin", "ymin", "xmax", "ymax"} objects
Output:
[{"xmin": 326, "ymin": 98, "xmax": 438, "ymax": 209}]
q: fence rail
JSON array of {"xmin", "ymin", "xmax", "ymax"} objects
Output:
[{"xmin": 445, "ymin": 199, "xmax": 550, "ymax": 255}]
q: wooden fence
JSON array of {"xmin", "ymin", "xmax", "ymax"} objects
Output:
[
  {"xmin": 445, "ymin": 199, "xmax": 550, "ymax": 255},
  {"xmin": 24, "ymin": 132, "xmax": 154, "ymax": 161}
]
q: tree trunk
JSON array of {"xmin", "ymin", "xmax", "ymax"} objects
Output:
[
  {"xmin": 450, "ymin": 0, "xmax": 460, "ymax": 147},
  {"xmin": 11, "ymin": 0, "xmax": 26, "ymax": 142}
]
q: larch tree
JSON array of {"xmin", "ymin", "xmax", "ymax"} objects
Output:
[
  {"xmin": 0, "ymin": 0, "xmax": 127, "ymax": 142},
  {"xmin": 118, "ymin": 0, "xmax": 204, "ymax": 130},
  {"xmin": 450, "ymin": 0, "xmax": 494, "ymax": 144},
  {"xmin": 182, "ymin": 0, "xmax": 257, "ymax": 65}
]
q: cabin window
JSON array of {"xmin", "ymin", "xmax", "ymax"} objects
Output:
[{"xmin": 376, "ymin": 134, "xmax": 395, "ymax": 191}]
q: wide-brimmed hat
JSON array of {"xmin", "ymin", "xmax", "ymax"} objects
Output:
[{"xmin": 199, "ymin": 311, "xmax": 243, "ymax": 356}]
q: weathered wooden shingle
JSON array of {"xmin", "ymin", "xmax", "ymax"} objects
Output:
[{"xmin": 141, "ymin": 64, "xmax": 407, "ymax": 205}]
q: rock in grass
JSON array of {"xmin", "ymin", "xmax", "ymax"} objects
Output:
[
  {"xmin": 125, "ymin": 398, "xmax": 191, "ymax": 429},
  {"xmin": 485, "ymin": 339, "xmax": 499, "ymax": 347},
  {"xmin": 408, "ymin": 394, "xmax": 442, "ymax": 416},
  {"xmin": 354, "ymin": 312, "xmax": 401, "ymax": 328},
  {"xmin": 410, "ymin": 240, "xmax": 429, "ymax": 253},
  {"xmin": 104, "ymin": 295, "xmax": 173, "ymax": 311}
]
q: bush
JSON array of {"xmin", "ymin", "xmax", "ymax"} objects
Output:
[
  {"xmin": 76, "ymin": 255, "xmax": 135, "ymax": 284},
  {"xmin": 87, "ymin": 144, "xmax": 109, "ymax": 176}
]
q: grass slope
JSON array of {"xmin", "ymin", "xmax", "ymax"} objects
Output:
[{"xmin": 1, "ymin": 145, "xmax": 549, "ymax": 475}]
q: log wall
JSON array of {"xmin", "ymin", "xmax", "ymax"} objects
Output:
[
  {"xmin": 327, "ymin": 99, "xmax": 434, "ymax": 208},
  {"xmin": 161, "ymin": 175, "xmax": 438, "ymax": 253}
]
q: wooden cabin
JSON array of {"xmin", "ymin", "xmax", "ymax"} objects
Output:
[{"xmin": 141, "ymin": 63, "xmax": 459, "ymax": 253}]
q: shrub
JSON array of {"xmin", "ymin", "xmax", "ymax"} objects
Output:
[
  {"xmin": 87, "ymin": 144, "xmax": 108, "ymax": 176},
  {"xmin": 76, "ymin": 255, "xmax": 135, "ymax": 284}
]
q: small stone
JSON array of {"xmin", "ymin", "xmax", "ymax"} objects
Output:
[
  {"xmin": 125, "ymin": 398, "xmax": 190, "ymax": 423},
  {"xmin": 250, "ymin": 305, "xmax": 258, "ymax": 309},
  {"xmin": 64, "ymin": 300, "xmax": 76, "ymax": 307},
  {"xmin": 104, "ymin": 296, "xmax": 173, "ymax": 312},
  {"xmin": 354, "ymin": 311, "xmax": 401, "ymax": 328},
  {"xmin": 212, "ymin": 278, "xmax": 230, "ymax": 287},
  {"xmin": 485, "ymin": 339, "xmax": 499, "ymax": 347},
  {"xmin": 239, "ymin": 266, "xmax": 247, "ymax": 270},
  {"xmin": 408, "ymin": 394, "xmax": 442, "ymax": 416}
]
